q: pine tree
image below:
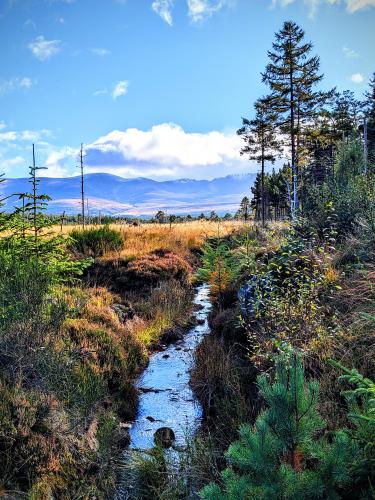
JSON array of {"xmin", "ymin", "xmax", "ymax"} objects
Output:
[
  {"xmin": 331, "ymin": 90, "xmax": 362, "ymax": 141},
  {"xmin": 262, "ymin": 21, "xmax": 331, "ymax": 217},
  {"xmin": 250, "ymin": 173, "xmax": 262, "ymax": 221},
  {"xmin": 364, "ymin": 72, "xmax": 375, "ymax": 167},
  {"xmin": 200, "ymin": 353, "xmax": 355, "ymax": 500},
  {"xmin": 236, "ymin": 196, "xmax": 251, "ymax": 222},
  {"xmin": 209, "ymin": 210, "xmax": 220, "ymax": 221},
  {"xmin": 197, "ymin": 239, "xmax": 239, "ymax": 307},
  {"xmin": 238, "ymin": 101, "xmax": 280, "ymax": 227},
  {"xmin": 155, "ymin": 210, "xmax": 166, "ymax": 223}
]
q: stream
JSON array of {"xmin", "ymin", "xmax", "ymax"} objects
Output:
[{"xmin": 116, "ymin": 284, "xmax": 211, "ymax": 497}]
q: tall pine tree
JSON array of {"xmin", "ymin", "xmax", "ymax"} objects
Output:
[
  {"xmin": 238, "ymin": 101, "xmax": 280, "ymax": 227},
  {"xmin": 262, "ymin": 21, "xmax": 330, "ymax": 217},
  {"xmin": 364, "ymin": 72, "xmax": 375, "ymax": 168}
]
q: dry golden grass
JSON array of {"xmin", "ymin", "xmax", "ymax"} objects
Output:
[{"xmin": 58, "ymin": 220, "xmax": 244, "ymax": 259}]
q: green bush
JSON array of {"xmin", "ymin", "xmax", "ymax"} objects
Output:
[
  {"xmin": 200, "ymin": 353, "xmax": 356, "ymax": 500},
  {"xmin": 69, "ymin": 226, "xmax": 124, "ymax": 258}
]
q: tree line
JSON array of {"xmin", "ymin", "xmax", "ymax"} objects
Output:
[{"xmin": 237, "ymin": 20, "xmax": 375, "ymax": 227}]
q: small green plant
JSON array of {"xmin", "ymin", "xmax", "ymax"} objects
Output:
[
  {"xmin": 200, "ymin": 353, "xmax": 355, "ymax": 499},
  {"xmin": 330, "ymin": 360, "xmax": 375, "ymax": 495},
  {"xmin": 69, "ymin": 225, "xmax": 124, "ymax": 258},
  {"xmin": 197, "ymin": 239, "xmax": 239, "ymax": 306}
]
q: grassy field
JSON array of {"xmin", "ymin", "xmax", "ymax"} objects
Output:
[{"xmin": 60, "ymin": 220, "xmax": 244, "ymax": 258}]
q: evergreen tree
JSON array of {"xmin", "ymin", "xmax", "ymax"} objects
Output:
[
  {"xmin": 238, "ymin": 101, "xmax": 280, "ymax": 227},
  {"xmin": 209, "ymin": 210, "xmax": 220, "ymax": 221},
  {"xmin": 200, "ymin": 353, "xmax": 355, "ymax": 500},
  {"xmin": 262, "ymin": 21, "xmax": 331, "ymax": 217},
  {"xmin": 331, "ymin": 90, "xmax": 362, "ymax": 141},
  {"xmin": 155, "ymin": 210, "xmax": 167, "ymax": 224},
  {"xmin": 250, "ymin": 173, "xmax": 261, "ymax": 220},
  {"xmin": 236, "ymin": 196, "xmax": 251, "ymax": 222},
  {"xmin": 197, "ymin": 239, "xmax": 239, "ymax": 307},
  {"xmin": 364, "ymin": 72, "xmax": 375, "ymax": 167}
]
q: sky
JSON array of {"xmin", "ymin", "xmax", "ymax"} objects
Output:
[{"xmin": 0, "ymin": 0, "xmax": 374, "ymax": 180}]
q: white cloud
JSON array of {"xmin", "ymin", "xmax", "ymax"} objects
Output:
[
  {"xmin": 346, "ymin": 0, "xmax": 375, "ymax": 11},
  {"xmin": 152, "ymin": 0, "xmax": 174, "ymax": 25},
  {"xmin": 93, "ymin": 89, "xmax": 109, "ymax": 96},
  {"xmin": 44, "ymin": 146, "xmax": 77, "ymax": 177},
  {"xmin": 351, "ymin": 72, "xmax": 365, "ymax": 83},
  {"xmin": 2, "ymin": 155, "xmax": 25, "ymax": 174},
  {"xmin": 28, "ymin": 35, "xmax": 61, "ymax": 61},
  {"xmin": 271, "ymin": 0, "xmax": 375, "ymax": 13},
  {"xmin": 343, "ymin": 46, "xmax": 359, "ymax": 58},
  {"xmin": 0, "ymin": 77, "xmax": 35, "ymax": 95},
  {"xmin": 0, "ymin": 131, "xmax": 18, "ymax": 142},
  {"xmin": 44, "ymin": 123, "xmax": 252, "ymax": 180},
  {"xmin": 94, "ymin": 80, "xmax": 130, "ymax": 100},
  {"xmin": 112, "ymin": 80, "xmax": 129, "ymax": 99},
  {"xmin": 91, "ymin": 48, "xmax": 110, "ymax": 56},
  {"xmin": 0, "ymin": 129, "xmax": 52, "ymax": 142},
  {"xmin": 187, "ymin": 0, "xmax": 232, "ymax": 22},
  {"xmin": 24, "ymin": 19, "xmax": 37, "ymax": 30},
  {"xmin": 19, "ymin": 77, "xmax": 33, "ymax": 89}
]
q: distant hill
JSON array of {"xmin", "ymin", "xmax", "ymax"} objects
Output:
[{"xmin": 1, "ymin": 172, "xmax": 256, "ymax": 216}]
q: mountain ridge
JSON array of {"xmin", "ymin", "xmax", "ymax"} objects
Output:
[{"xmin": 1, "ymin": 172, "xmax": 256, "ymax": 216}]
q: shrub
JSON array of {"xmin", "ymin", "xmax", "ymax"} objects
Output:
[
  {"xmin": 197, "ymin": 240, "xmax": 240, "ymax": 305},
  {"xmin": 124, "ymin": 248, "xmax": 192, "ymax": 288},
  {"xmin": 69, "ymin": 226, "xmax": 124, "ymax": 258},
  {"xmin": 200, "ymin": 353, "xmax": 355, "ymax": 500}
]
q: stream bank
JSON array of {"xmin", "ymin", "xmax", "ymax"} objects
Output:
[{"xmin": 116, "ymin": 284, "xmax": 212, "ymax": 497}]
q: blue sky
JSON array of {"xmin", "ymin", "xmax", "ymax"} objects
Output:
[{"xmin": 0, "ymin": 0, "xmax": 374, "ymax": 180}]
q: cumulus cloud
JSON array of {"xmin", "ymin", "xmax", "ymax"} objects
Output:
[
  {"xmin": 152, "ymin": 0, "xmax": 174, "ymax": 25},
  {"xmin": 28, "ymin": 35, "xmax": 61, "ymax": 61},
  {"xmin": 2, "ymin": 156, "xmax": 25, "ymax": 173},
  {"xmin": 0, "ymin": 77, "xmax": 35, "ymax": 95},
  {"xmin": 187, "ymin": 0, "xmax": 232, "ymax": 22},
  {"xmin": 44, "ymin": 146, "xmax": 78, "ymax": 177},
  {"xmin": 44, "ymin": 123, "xmax": 253, "ymax": 180},
  {"xmin": 351, "ymin": 72, "xmax": 365, "ymax": 83}
]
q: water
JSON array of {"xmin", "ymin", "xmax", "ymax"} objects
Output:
[{"xmin": 128, "ymin": 283, "xmax": 211, "ymax": 449}]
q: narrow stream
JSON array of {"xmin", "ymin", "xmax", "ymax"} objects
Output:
[{"xmin": 116, "ymin": 284, "xmax": 211, "ymax": 497}]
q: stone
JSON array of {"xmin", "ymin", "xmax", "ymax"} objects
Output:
[
  {"xmin": 154, "ymin": 427, "xmax": 176, "ymax": 448},
  {"xmin": 160, "ymin": 326, "xmax": 185, "ymax": 344}
]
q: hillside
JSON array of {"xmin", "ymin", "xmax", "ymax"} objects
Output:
[{"xmin": 1, "ymin": 173, "xmax": 256, "ymax": 216}]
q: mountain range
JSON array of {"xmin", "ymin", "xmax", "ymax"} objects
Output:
[{"xmin": 1, "ymin": 173, "xmax": 256, "ymax": 216}]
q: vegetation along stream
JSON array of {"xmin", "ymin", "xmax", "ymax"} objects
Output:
[{"xmin": 116, "ymin": 284, "xmax": 212, "ymax": 497}]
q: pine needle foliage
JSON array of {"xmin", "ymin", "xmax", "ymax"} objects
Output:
[
  {"xmin": 197, "ymin": 238, "xmax": 239, "ymax": 305},
  {"xmin": 330, "ymin": 360, "xmax": 375, "ymax": 496},
  {"xmin": 200, "ymin": 353, "xmax": 355, "ymax": 499}
]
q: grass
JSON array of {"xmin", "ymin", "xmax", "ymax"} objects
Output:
[{"xmin": 59, "ymin": 220, "xmax": 244, "ymax": 259}]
